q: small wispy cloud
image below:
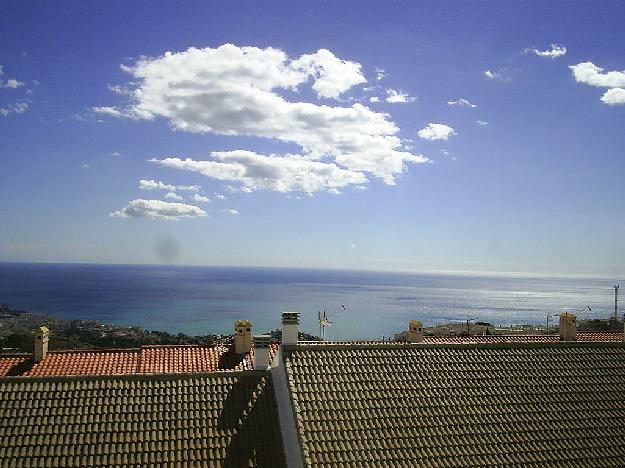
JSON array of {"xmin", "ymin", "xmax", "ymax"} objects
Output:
[
  {"xmin": 0, "ymin": 66, "xmax": 25, "ymax": 89},
  {"xmin": 418, "ymin": 123, "xmax": 456, "ymax": 141},
  {"xmin": 385, "ymin": 88, "xmax": 416, "ymax": 103},
  {"xmin": 111, "ymin": 199, "xmax": 207, "ymax": 220},
  {"xmin": 223, "ymin": 208, "xmax": 240, "ymax": 215},
  {"xmin": 164, "ymin": 192, "xmax": 183, "ymax": 201},
  {"xmin": 92, "ymin": 106, "xmax": 125, "ymax": 118},
  {"xmin": 110, "ymin": 151, "xmax": 122, "ymax": 158},
  {"xmin": 192, "ymin": 194, "xmax": 211, "ymax": 203},
  {"xmin": 447, "ymin": 98, "xmax": 476, "ymax": 108},
  {"xmin": 524, "ymin": 43, "xmax": 567, "ymax": 59},
  {"xmin": 374, "ymin": 67, "xmax": 387, "ymax": 81},
  {"xmin": 0, "ymin": 102, "xmax": 28, "ymax": 117},
  {"xmin": 483, "ymin": 69, "xmax": 508, "ymax": 81},
  {"xmin": 475, "ymin": 120, "xmax": 488, "ymax": 126}
]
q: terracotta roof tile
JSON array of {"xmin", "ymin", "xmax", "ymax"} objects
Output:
[
  {"xmin": 24, "ymin": 349, "xmax": 139, "ymax": 376},
  {"xmin": 0, "ymin": 355, "xmax": 29, "ymax": 377},
  {"xmin": 0, "ymin": 343, "xmax": 280, "ymax": 377}
]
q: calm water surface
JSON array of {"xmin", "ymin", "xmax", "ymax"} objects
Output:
[{"xmin": 0, "ymin": 263, "xmax": 620, "ymax": 340}]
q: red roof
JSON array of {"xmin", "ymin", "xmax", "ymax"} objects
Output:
[
  {"xmin": 0, "ymin": 355, "xmax": 29, "ymax": 377},
  {"xmin": 0, "ymin": 343, "xmax": 279, "ymax": 377}
]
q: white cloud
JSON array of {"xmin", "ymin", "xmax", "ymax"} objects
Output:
[
  {"xmin": 215, "ymin": 194, "xmax": 227, "ymax": 200},
  {"xmin": 417, "ymin": 123, "xmax": 456, "ymax": 141},
  {"xmin": 139, "ymin": 179, "xmax": 175, "ymax": 191},
  {"xmin": 375, "ymin": 67, "xmax": 387, "ymax": 81},
  {"xmin": 290, "ymin": 48, "xmax": 366, "ymax": 99},
  {"xmin": 569, "ymin": 62, "xmax": 625, "ymax": 88},
  {"xmin": 385, "ymin": 88, "xmax": 416, "ymax": 103},
  {"xmin": 111, "ymin": 199, "xmax": 207, "ymax": 220},
  {"xmin": 164, "ymin": 192, "xmax": 183, "ymax": 201},
  {"xmin": 447, "ymin": 98, "xmax": 476, "ymax": 108},
  {"xmin": 152, "ymin": 150, "xmax": 369, "ymax": 194},
  {"xmin": 484, "ymin": 69, "xmax": 508, "ymax": 81},
  {"xmin": 369, "ymin": 96, "xmax": 380, "ymax": 103},
  {"xmin": 138, "ymin": 179, "xmax": 200, "ymax": 192},
  {"xmin": 92, "ymin": 106, "xmax": 125, "ymax": 118},
  {"xmin": 99, "ymin": 44, "xmax": 427, "ymax": 185},
  {"xmin": 1, "ymin": 78, "xmax": 25, "ymax": 89},
  {"xmin": 81, "ymin": 164, "xmax": 91, "ymax": 169},
  {"xmin": 224, "ymin": 208, "xmax": 240, "ymax": 215},
  {"xmin": 601, "ymin": 88, "xmax": 625, "ymax": 105},
  {"xmin": 0, "ymin": 66, "xmax": 26, "ymax": 89},
  {"xmin": 475, "ymin": 120, "xmax": 488, "ymax": 126},
  {"xmin": 192, "ymin": 194, "xmax": 211, "ymax": 203},
  {"xmin": 524, "ymin": 44, "xmax": 567, "ymax": 59},
  {"xmin": 569, "ymin": 62, "xmax": 625, "ymax": 105},
  {"xmin": 111, "ymin": 152, "xmax": 122, "ymax": 157},
  {"xmin": 0, "ymin": 102, "xmax": 28, "ymax": 117}
]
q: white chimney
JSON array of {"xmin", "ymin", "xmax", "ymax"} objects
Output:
[
  {"xmin": 34, "ymin": 326, "xmax": 49, "ymax": 362},
  {"xmin": 282, "ymin": 312, "xmax": 300, "ymax": 345},
  {"xmin": 253, "ymin": 335, "xmax": 271, "ymax": 370},
  {"xmin": 234, "ymin": 320, "xmax": 253, "ymax": 354},
  {"xmin": 408, "ymin": 320, "xmax": 424, "ymax": 343},
  {"xmin": 559, "ymin": 312, "xmax": 577, "ymax": 341}
]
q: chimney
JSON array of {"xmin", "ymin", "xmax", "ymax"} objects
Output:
[
  {"xmin": 253, "ymin": 335, "xmax": 271, "ymax": 370},
  {"xmin": 559, "ymin": 312, "xmax": 577, "ymax": 341},
  {"xmin": 234, "ymin": 320, "xmax": 253, "ymax": 354},
  {"xmin": 34, "ymin": 326, "xmax": 49, "ymax": 362},
  {"xmin": 281, "ymin": 312, "xmax": 300, "ymax": 345},
  {"xmin": 408, "ymin": 320, "xmax": 424, "ymax": 343}
]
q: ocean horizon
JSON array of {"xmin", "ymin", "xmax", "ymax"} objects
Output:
[{"xmin": 0, "ymin": 262, "xmax": 622, "ymax": 340}]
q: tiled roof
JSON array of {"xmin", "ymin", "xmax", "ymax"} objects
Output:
[
  {"xmin": 283, "ymin": 342, "xmax": 625, "ymax": 467},
  {"xmin": 25, "ymin": 349, "xmax": 139, "ymax": 377},
  {"xmin": 0, "ymin": 343, "xmax": 280, "ymax": 377},
  {"xmin": 0, "ymin": 371, "xmax": 285, "ymax": 467},
  {"xmin": 0, "ymin": 355, "xmax": 29, "ymax": 377},
  {"xmin": 422, "ymin": 331, "xmax": 624, "ymax": 344}
]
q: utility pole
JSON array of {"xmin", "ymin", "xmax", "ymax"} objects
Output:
[{"xmin": 615, "ymin": 285, "xmax": 620, "ymax": 320}]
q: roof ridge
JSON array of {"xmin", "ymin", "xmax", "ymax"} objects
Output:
[
  {"xmin": 285, "ymin": 341, "xmax": 625, "ymax": 351},
  {"xmin": 1, "ymin": 368, "xmax": 271, "ymax": 382}
]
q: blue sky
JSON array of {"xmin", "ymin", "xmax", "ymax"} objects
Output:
[{"xmin": 1, "ymin": 1, "xmax": 624, "ymax": 276}]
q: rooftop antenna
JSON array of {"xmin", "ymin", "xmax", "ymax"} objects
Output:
[
  {"xmin": 614, "ymin": 285, "xmax": 620, "ymax": 320},
  {"xmin": 318, "ymin": 304, "xmax": 347, "ymax": 341},
  {"xmin": 466, "ymin": 316, "xmax": 478, "ymax": 335}
]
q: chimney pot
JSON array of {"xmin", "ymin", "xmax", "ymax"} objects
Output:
[
  {"xmin": 253, "ymin": 335, "xmax": 271, "ymax": 370},
  {"xmin": 559, "ymin": 312, "xmax": 577, "ymax": 341},
  {"xmin": 34, "ymin": 326, "xmax": 49, "ymax": 362},
  {"xmin": 281, "ymin": 312, "xmax": 300, "ymax": 345},
  {"xmin": 234, "ymin": 320, "xmax": 253, "ymax": 354},
  {"xmin": 408, "ymin": 320, "xmax": 424, "ymax": 343}
]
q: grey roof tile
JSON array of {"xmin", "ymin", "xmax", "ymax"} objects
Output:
[
  {"xmin": 284, "ymin": 342, "xmax": 625, "ymax": 467},
  {"xmin": 0, "ymin": 372, "xmax": 285, "ymax": 467}
]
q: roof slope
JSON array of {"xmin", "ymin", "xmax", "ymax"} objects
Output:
[
  {"xmin": 284, "ymin": 343, "xmax": 625, "ymax": 467},
  {"xmin": 0, "ymin": 343, "xmax": 279, "ymax": 377},
  {"xmin": 0, "ymin": 372, "xmax": 285, "ymax": 467}
]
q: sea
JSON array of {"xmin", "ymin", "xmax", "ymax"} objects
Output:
[{"xmin": 0, "ymin": 262, "xmax": 621, "ymax": 340}]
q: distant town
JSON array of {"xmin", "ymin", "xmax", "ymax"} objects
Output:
[
  {"xmin": 2, "ymin": 302, "xmax": 621, "ymax": 354},
  {"xmin": 0, "ymin": 303, "xmax": 321, "ymax": 353}
]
